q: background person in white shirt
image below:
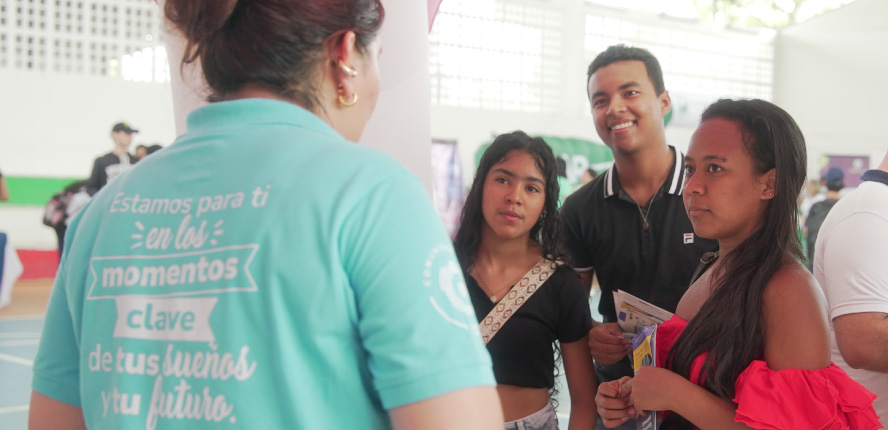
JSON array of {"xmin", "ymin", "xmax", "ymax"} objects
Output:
[{"xmin": 814, "ymin": 150, "xmax": 888, "ymax": 424}]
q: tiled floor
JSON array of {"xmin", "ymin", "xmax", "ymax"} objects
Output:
[
  {"xmin": 0, "ymin": 280, "xmax": 49, "ymax": 430},
  {"xmin": 0, "ymin": 280, "xmax": 601, "ymax": 429}
]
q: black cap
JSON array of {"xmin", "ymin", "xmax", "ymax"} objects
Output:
[
  {"xmin": 112, "ymin": 122, "xmax": 139, "ymax": 133},
  {"xmin": 824, "ymin": 166, "xmax": 845, "ymax": 190}
]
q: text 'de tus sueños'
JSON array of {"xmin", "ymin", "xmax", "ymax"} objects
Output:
[{"xmin": 91, "ymin": 343, "xmax": 257, "ymax": 429}]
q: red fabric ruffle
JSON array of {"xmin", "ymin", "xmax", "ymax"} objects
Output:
[
  {"xmin": 655, "ymin": 315, "xmax": 686, "ymax": 368},
  {"xmin": 656, "ymin": 316, "xmax": 880, "ymax": 429},
  {"xmin": 734, "ymin": 360, "xmax": 881, "ymax": 430}
]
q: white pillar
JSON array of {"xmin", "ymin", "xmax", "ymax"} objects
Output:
[
  {"xmin": 160, "ymin": 0, "xmax": 434, "ymax": 191},
  {"xmin": 359, "ymin": 0, "xmax": 434, "ymax": 191}
]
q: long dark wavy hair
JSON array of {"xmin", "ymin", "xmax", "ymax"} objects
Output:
[
  {"xmin": 453, "ymin": 131, "xmax": 566, "ymax": 271},
  {"xmin": 453, "ymin": 130, "xmax": 568, "ymax": 407},
  {"xmin": 664, "ymin": 99, "xmax": 807, "ymax": 429}
]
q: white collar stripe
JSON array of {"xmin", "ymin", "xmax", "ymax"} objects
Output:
[
  {"xmin": 668, "ymin": 149, "xmax": 683, "ymax": 195},
  {"xmin": 602, "ymin": 146, "xmax": 683, "ymax": 198}
]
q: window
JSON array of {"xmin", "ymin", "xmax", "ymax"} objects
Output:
[
  {"xmin": 584, "ymin": 15, "xmax": 773, "ymax": 102},
  {"xmin": 2, "ymin": 0, "xmax": 165, "ymax": 80},
  {"xmin": 429, "ymin": 0, "xmax": 563, "ymax": 113}
]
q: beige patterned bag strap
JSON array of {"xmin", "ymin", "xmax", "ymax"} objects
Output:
[{"xmin": 479, "ymin": 258, "xmax": 559, "ymax": 345}]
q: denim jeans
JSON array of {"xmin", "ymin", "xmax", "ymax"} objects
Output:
[{"xmin": 504, "ymin": 402, "xmax": 559, "ymax": 430}]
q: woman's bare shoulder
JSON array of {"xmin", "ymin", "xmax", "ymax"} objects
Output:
[{"xmin": 762, "ymin": 259, "xmax": 830, "ymax": 370}]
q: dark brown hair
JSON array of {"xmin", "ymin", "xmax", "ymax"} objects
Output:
[
  {"xmin": 664, "ymin": 99, "xmax": 806, "ymax": 429},
  {"xmin": 164, "ymin": 0, "xmax": 384, "ymax": 109}
]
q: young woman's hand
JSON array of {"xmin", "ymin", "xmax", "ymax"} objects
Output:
[
  {"xmin": 595, "ymin": 376, "xmax": 634, "ymax": 427},
  {"xmin": 625, "ymin": 366, "xmax": 687, "ymax": 413}
]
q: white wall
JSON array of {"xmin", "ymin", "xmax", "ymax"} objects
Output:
[
  {"xmin": 0, "ymin": 70, "xmax": 178, "ymax": 249},
  {"xmin": 1, "ymin": 0, "xmax": 433, "ymax": 251},
  {"xmin": 774, "ymin": 0, "xmax": 888, "ymax": 177},
  {"xmin": 360, "ymin": 0, "xmax": 434, "ymax": 191},
  {"xmin": 0, "ymin": 71, "xmax": 177, "ymax": 178},
  {"xmin": 7, "ymin": 0, "xmax": 885, "ymax": 251},
  {"xmin": 430, "ymin": 0, "xmax": 701, "ymax": 184},
  {"xmin": 0, "ymin": 71, "xmax": 178, "ymax": 250},
  {"xmin": 431, "ymin": 104, "xmax": 697, "ymax": 184}
]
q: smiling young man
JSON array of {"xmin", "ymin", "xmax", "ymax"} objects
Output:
[{"xmin": 560, "ymin": 45, "xmax": 717, "ymax": 429}]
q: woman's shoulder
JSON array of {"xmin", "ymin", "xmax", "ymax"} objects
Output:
[
  {"xmin": 542, "ymin": 262, "xmax": 586, "ymax": 294},
  {"xmin": 763, "ymin": 259, "xmax": 823, "ymax": 310},
  {"xmin": 546, "ymin": 260, "xmax": 580, "ymax": 280},
  {"xmin": 762, "ymin": 258, "xmax": 831, "ymax": 370}
]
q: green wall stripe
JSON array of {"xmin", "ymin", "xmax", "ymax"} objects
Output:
[{"xmin": 1, "ymin": 177, "xmax": 82, "ymax": 206}]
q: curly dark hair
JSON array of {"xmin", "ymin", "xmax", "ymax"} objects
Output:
[{"xmin": 453, "ymin": 131, "xmax": 567, "ymax": 271}]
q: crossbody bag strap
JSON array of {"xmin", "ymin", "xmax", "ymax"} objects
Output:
[
  {"xmin": 479, "ymin": 258, "xmax": 559, "ymax": 345},
  {"xmin": 690, "ymin": 251, "xmax": 719, "ymax": 285}
]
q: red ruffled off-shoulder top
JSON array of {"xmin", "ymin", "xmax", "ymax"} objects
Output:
[{"xmin": 655, "ymin": 316, "xmax": 881, "ymax": 430}]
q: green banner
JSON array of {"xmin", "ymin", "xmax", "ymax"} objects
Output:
[
  {"xmin": 474, "ymin": 135, "xmax": 614, "ymax": 192},
  {"xmin": 1, "ymin": 176, "xmax": 82, "ymax": 206}
]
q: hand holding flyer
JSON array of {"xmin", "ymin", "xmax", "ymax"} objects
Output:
[{"xmin": 633, "ymin": 325, "xmax": 658, "ymax": 430}]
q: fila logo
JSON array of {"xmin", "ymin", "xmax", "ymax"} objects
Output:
[{"xmin": 683, "ymin": 233, "xmax": 694, "ymax": 244}]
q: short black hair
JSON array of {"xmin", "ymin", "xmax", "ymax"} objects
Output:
[
  {"xmin": 556, "ymin": 157, "xmax": 567, "ymax": 178},
  {"xmin": 587, "ymin": 44, "xmax": 666, "ymax": 95}
]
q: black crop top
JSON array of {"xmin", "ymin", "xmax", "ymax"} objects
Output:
[{"xmin": 466, "ymin": 265, "xmax": 592, "ymax": 388}]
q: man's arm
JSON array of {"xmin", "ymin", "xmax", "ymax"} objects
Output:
[
  {"xmin": 28, "ymin": 391, "xmax": 85, "ymax": 430},
  {"xmin": 85, "ymin": 158, "xmax": 104, "ymax": 196},
  {"xmin": 819, "ymin": 212, "xmax": 888, "ymax": 374},
  {"xmin": 389, "ymin": 386, "xmax": 502, "ymax": 429},
  {"xmin": 578, "ymin": 271, "xmax": 593, "ymax": 296},
  {"xmin": 0, "ymin": 176, "xmax": 9, "ymax": 201},
  {"xmin": 834, "ymin": 312, "xmax": 888, "ymax": 372}
]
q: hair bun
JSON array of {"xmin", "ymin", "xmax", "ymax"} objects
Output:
[{"xmin": 164, "ymin": 0, "xmax": 238, "ymax": 61}]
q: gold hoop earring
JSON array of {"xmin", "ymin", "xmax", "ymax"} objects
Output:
[
  {"xmin": 337, "ymin": 59, "xmax": 358, "ymax": 78},
  {"xmin": 337, "ymin": 84, "xmax": 358, "ymax": 107},
  {"xmin": 338, "ymin": 92, "xmax": 358, "ymax": 107}
]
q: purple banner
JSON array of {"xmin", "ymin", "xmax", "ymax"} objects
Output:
[
  {"xmin": 822, "ymin": 155, "xmax": 870, "ymax": 189},
  {"xmin": 431, "ymin": 140, "xmax": 465, "ymax": 238}
]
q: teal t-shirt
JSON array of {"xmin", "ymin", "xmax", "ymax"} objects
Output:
[{"xmin": 32, "ymin": 99, "xmax": 494, "ymax": 429}]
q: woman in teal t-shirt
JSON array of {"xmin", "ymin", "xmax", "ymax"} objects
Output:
[{"xmin": 29, "ymin": 1, "xmax": 503, "ymax": 429}]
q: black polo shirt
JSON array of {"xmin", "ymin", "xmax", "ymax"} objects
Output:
[{"xmin": 560, "ymin": 146, "xmax": 718, "ymax": 381}]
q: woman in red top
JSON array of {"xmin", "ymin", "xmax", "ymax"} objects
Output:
[{"xmin": 595, "ymin": 99, "xmax": 879, "ymax": 430}]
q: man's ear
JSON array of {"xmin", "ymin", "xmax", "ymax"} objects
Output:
[
  {"xmin": 762, "ymin": 168, "xmax": 777, "ymax": 200},
  {"xmin": 659, "ymin": 90, "xmax": 672, "ymax": 118}
]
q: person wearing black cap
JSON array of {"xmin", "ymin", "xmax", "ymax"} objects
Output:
[
  {"xmin": 85, "ymin": 122, "xmax": 139, "ymax": 195},
  {"xmin": 805, "ymin": 166, "xmax": 844, "ymax": 270}
]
